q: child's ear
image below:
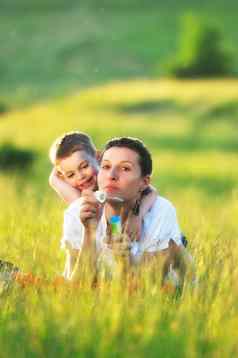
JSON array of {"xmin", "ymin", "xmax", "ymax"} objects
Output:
[
  {"xmin": 57, "ymin": 171, "xmax": 64, "ymax": 178},
  {"xmin": 96, "ymin": 150, "xmax": 101, "ymax": 161},
  {"xmin": 55, "ymin": 166, "xmax": 64, "ymax": 178}
]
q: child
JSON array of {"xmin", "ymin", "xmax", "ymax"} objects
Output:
[
  {"xmin": 49, "ymin": 131, "xmax": 99, "ymax": 203},
  {"xmin": 49, "ymin": 131, "xmax": 157, "ymax": 278}
]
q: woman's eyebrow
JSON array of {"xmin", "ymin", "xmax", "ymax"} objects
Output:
[
  {"xmin": 120, "ymin": 161, "xmax": 133, "ymax": 164},
  {"xmin": 117, "ymin": 161, "xmax": 134, "ymax": 166},
  {"xmin": 101, "ymin": 159, "xmax": 110, "ymax": 163},
  {"xmin": 101, "ymin": 159, "xmax": 133, "ymax": 166}
]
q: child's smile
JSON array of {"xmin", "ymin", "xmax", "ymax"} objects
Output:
[{"xmin": 77, "ymin": 175, "xmax": 96, "ymax": 191}]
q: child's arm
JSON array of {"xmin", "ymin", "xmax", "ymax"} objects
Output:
[
  {"xmin": 125, "ymin": 186, "xmax": 158, "ymax": 241},
  {"xmin": 49, "ymin": 168, "xmax": 81, "ymax": 204},
  {"xmin": 139, "ymin": 185, "xmax": 158, "ymax": 219}
]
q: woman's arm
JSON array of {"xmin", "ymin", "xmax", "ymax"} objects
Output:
[
  {"xmin": 64, "ymin": 192, "xmax": 99, "ymax": 283},
  {"xmin": 49, "ymin": 168, "xmax": 81, "ymax": 204},
  {"xmin": 64, "ymin": 228, "xmax": 98, "ymax": 283},
  {"xmin": 142, "ymin": 241, "xmax": 196, "ymax": 293},
  {"xmin": 160, "ymin": 240, "xmax": 196, "ymax": 291},
  {"xmin": 63, "ymin": 248, "xmax": 80, "ymax": 280}
]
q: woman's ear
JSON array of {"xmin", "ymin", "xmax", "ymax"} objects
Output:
[{"xmin": 141, "ymin": 175, "xmax": 150, "ymax": 191}]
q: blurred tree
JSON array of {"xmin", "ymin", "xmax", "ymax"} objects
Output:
[
  {"xmin": 0, "ymin": 102, "xmax": 8, "ymax": 115},
  {"xmin": 0, "ymin": 142, "xmax": 36, "ymax": 171},
  {"xmin": 166, "ymin": 14, "xmax": 234, "ymax": 78}
]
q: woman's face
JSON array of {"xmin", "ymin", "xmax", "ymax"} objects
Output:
[
  {"xmin": 57, "ymin": 150, "xmax": 98, "ymax": 191},
  {"xmin": 97, "ymin": 147, "xmax": 150, "ymax": 202}
]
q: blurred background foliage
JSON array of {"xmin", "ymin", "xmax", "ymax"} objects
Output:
[
  {"xmin": 165, "ymin": 14, "xmax": 234, "ymax": 77},
  {"xmin": 0, "ymin": 0, "xmax": 237, "ymax": 110},
  {"xmin": 0, "ymin": 142, "xmax": 36, "ymax": 171}
]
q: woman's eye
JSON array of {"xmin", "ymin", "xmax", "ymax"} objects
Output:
[
  {"xmin": 121, "ymin": 166, "xmax": 130, "ymax": 171},
  {"xmin": 81, "ymin": 163, "xmax": 89, "ymax": 169},
  {"xmin": 101, "ymin": 164, "xmax": 110, "ymax": 170}
]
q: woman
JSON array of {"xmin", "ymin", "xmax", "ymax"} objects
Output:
[{"xmin": 62, "ymin": 137, "xmax": 192, "ymax": 288}]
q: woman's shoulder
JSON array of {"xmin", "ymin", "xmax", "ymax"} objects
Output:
[
  {"xmin": 151, "ymin": 195, "xmax": 177, "ymax": 213},
  {"xmin": 143, "ymin": 195, "xmax": 177, "ymax": 223}
]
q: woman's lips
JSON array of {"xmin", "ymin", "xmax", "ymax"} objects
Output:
[{"xmin": 104, "ymin": 185, "xmax": 119, "ymax": 193}]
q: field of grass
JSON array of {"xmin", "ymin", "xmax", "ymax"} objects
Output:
[
  {"xmin": 0, "ymin": 79, "xmax": 238, "ymax": 356},
  {"xmin": 0, "ymin": 0, "xmax": 237, "ymax": 110}
]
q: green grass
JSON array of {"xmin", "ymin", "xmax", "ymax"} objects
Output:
[
  {"xmin": 0, "ymin": 79, "xmax": 238, "ymax": 356},
  {"xmin": 0, "ymin": 0, "xmax": 237, "ymax": 109}
]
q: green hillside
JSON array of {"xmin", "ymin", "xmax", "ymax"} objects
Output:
[
  {"xmin": 0, "ymin": 0, "xmax": 237, "ymax": 109},
  {"xmin": 1, "ymin": 78, "xmax": 237, "ymax": 199}
]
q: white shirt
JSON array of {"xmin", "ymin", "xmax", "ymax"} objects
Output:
[{"xmin": 61, "ymin": 196, "xmax": 182, "ymax": 261}]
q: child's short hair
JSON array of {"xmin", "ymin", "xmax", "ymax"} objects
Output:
[{"xmin": 49, "ymin": 131, "xmax": 96, "ymax": 165}]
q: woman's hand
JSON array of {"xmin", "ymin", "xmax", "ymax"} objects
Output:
[
  {"xmin": 79, "ymin": 190, "xmax": 100, "ymax": 227},
  {"xmin": 108, "ymin": 239, "xmax": 131, "ymax": 258}
]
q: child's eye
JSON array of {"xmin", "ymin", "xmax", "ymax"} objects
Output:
[
  {"xmin": 81, "ymin": 163, "xmax": 89, "ymax": 169},
  {"xmin": 67, "ymin": 173, "xmax": 74, "ymax": 178}
]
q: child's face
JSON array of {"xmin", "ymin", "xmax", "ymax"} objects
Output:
[{"xmin": 57, "ymin": 150, "xmax": 98, "ymax": 191}]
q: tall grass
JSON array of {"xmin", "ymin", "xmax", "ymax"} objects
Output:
[{"xmin": 0, "ymin": 79, "xmax": 238, "ymax": 356}]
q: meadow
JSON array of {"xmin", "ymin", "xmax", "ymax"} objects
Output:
[{"xmin": 0, "ymin": 78, "xmax": 238, "ymax": 356}]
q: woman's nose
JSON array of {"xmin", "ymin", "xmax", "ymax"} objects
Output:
[{"xmin": 108, "ymin": 167, "xmax": 119, "ymax": 181}]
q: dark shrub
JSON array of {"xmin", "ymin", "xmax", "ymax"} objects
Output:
[
  {"xmin": 0, "ymin": 102, "xmax": 8, "ymax": 115},
  {"xmin": 166, "ymin": 14, "xmax": 234, "ymax": 78},
  {"xmin": 0, "ymin": 142, "xmax": 36, "ymax": 171}
]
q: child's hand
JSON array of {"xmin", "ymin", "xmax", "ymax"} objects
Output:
[
  {"xmin": 122, "ymin": 186, "xmax": 158, "ymax": 242},
  {"xmin": 140, "ymin": 186, "xmax": 157, "ymax": 217}
]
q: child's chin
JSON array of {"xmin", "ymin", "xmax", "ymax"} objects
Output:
[
  {"xmin": 81, "ymin": 181, "xmax": 96, "ymax": 191},
  {"xmin": 86, "ymin": 184, "xmax": 95, "ymax": 191}
]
